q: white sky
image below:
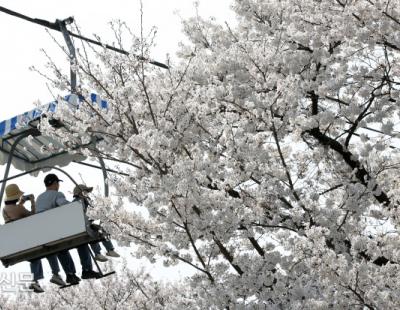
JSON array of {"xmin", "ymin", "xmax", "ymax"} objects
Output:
[
  {"xmin": 0, "ymin": 0, "xmax": 234, "ymax": 291},
  {"xmin": 0, "ymin": 0, "xmax": 235, "ymax": 119}
]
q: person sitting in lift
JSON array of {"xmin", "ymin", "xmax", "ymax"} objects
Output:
[
  {"xmin": 72, "ymin": 184, "xmax": 120, "ymax": 262},
  {"xmin": 36, "ymin": 173, "xmax": 101, "ymax": 281},
  {"xmin": 33, "ymin": 174, "xmax": 81, "ymax": 286},
  {"xmin": 2, "ymin": 184, "xmax": 44, "ymax": 293},
  {"xmin": 3, "ymin": 183, "xmax": 78, "ymax": 289},
  {"xmin": 2, "ymin": 184, "xmax": 35, "ymax": 223}
]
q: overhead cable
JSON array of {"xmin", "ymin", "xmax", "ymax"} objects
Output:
[{"xmin": 0, "ymin": 5, "xmax": 169, "ymax": 69}]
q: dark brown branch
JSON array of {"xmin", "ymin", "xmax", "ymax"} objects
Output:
[
  {"xmin": 170, "ymin": 201, "xmax": 215, "ymax": 282},
  {"xmin": 171, "ymin": 252, "xmax": 215, "ymax": 279},
  {"xmin": 344, "ymin": 95, "xmax": 375, "ymax": 147},
  {"xmin": 271, "ymin": 112, "xmax": 311, "ymax": 216},
  {"xmin": 248, "ymin": 236, "xmax": 265, "ymax": 257},
  {"xmin": 212, "ymin": 234, "xmax": 244, "ymax": 275},
  {"xmin": 307, "ymin": 128, "xmax": 392, "ymax": 207}
]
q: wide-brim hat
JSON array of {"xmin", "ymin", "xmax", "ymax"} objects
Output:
[
  {"xmin": 5, "ymin": 184, "xmax": 24, "ymax": 202},
  {"xmin": 73, "ymin": 184, "xmax": 93, "ymax": 196}
]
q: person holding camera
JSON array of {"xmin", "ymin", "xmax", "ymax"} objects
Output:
[
  {"xmin": 2, "ymin": 184, "xmax": 44, "ymax": 293},
  {"xmin": 2, "ymin": 184, "xmax": 35, "ymax": 223}
]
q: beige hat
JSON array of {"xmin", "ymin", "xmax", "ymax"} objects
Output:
[
  {"xmin": 5, "ymin": 184, "xmax": 24, "ymax": 202},
  {"xmin": 73, "ymin": 184, "xmax": 93, "ymax": 196}
]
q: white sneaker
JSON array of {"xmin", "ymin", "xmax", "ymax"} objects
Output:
[
  {"xmin": 106, "ymin": 250, "xmax": 120, "ymax": 257},
  {"xmin": 29, "ymin": 282, "xmax": 44, "ymax": 293},
  {"xmin": 50, "ymin": 274, "xmax": 67, "ymax": 286},
  {"xmin": 94, "ymin": 254, "xmax": 108, "ymax": 262}
]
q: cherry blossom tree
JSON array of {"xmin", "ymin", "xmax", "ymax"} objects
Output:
[
  {"xmin": 0, "ymin": 266, "xmax": 195, "ymax": 309},
  {"xmin": 37, "ymin": 0, "xmax": 400, "ymax": 308}
]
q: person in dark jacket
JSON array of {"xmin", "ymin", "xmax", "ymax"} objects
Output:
[{"xmin": 72, "ymin": 184, "xmax": 120, "ymax": 262}]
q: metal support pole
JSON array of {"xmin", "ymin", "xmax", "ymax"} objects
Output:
[
  {"xmin": 0, "ymin": 165, "xmax": 79, "ymax": 185},
  {"xmin": 88, "ymin": 246, "xmax": 104, "ymax": 276},
  {"xmin": 98, "ymin": 157, "xmax": 109, "ymax": 197},
  {"xmin": 88, "ymin": 245, "xmax": 115, "ymax": 278},
  {"xmin": 57, "ymin": 18, "xmax": 77, "ymax": 93},
  {"xmin": 73, "ymin": 161, "xmax": 129, "ymax": 177},
  {"xmin": 61, "ymin": 246, "xmax": 115, "ymax": 288},
  {"xmin": 0, "ymin": 130, "xmax": 38, "ymax": 204}
]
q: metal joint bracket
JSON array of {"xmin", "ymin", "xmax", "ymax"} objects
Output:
[{"xmin": 57, "ymin": 18, "xmax": 77, "ymax": 93}]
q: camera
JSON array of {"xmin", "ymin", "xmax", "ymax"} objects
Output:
[{"xmin": 21, "ymin": 194, "xmax": 32, "ymax": 202}]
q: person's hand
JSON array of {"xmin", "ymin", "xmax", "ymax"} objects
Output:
[
  {"xmin": 20, "ymin": 194, "xmax": 34, "ymax": 204},
  {"xmin": 18, "ymin": 196, "xmax": 26, "ymax": 205}
]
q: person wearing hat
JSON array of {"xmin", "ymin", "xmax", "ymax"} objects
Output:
[
  {"xmin": 36, "ymin": 173, "xmax": 101, "ymax": 281},
  {"xmin": 36, "ymin": 174, "xmax": 69, "ymax": 213},
  {"xmin": 35, "ymin": 173, "xmax": 80, "ymax": 285},
  {"xmin": 2, "ymin": 184, "xmax": 44, "ymax": 293},
  {"xmin": 2, "ymin": 183, "xmax": 35, "ymax": 223},
  {"xmin": 73, "ymin": 184, "xmax": 120, "ymax": 262}
]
